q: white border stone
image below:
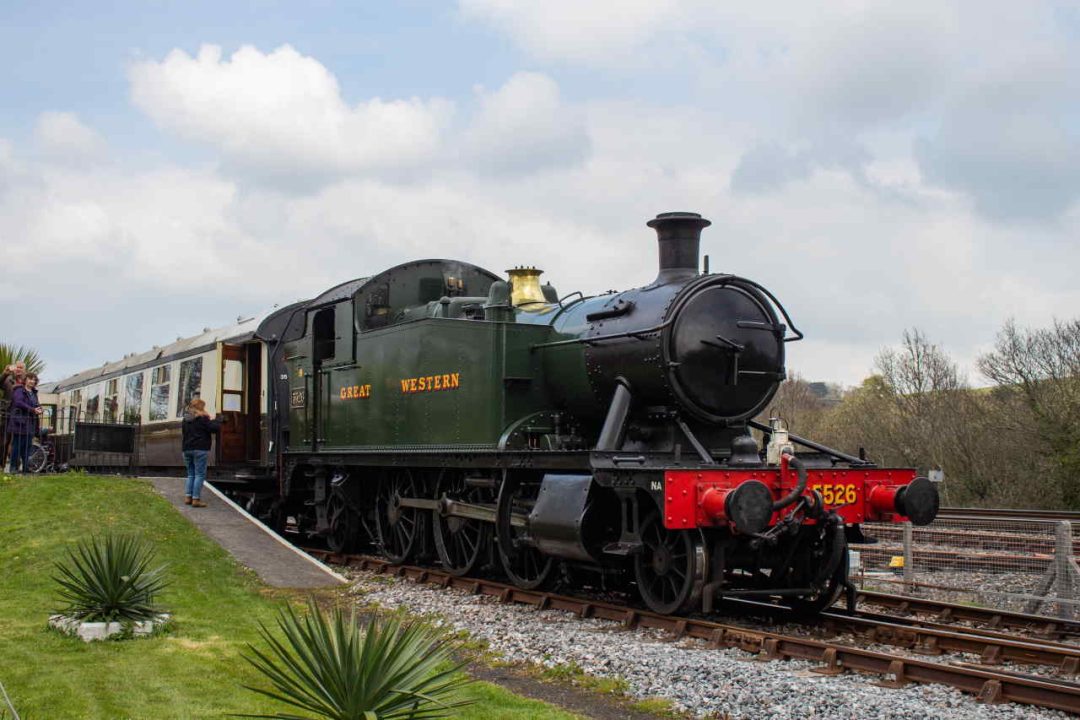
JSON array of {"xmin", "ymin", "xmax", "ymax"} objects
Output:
[{"xmin": 49, "ymin": 613, "xmax": 171, "ymax": 642}]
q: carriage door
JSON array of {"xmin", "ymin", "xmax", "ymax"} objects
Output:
[{"xmin": 219, "ymin": 344, "xmax": 247, "ymax": 463}]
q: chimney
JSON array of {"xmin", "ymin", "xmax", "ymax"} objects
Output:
[{"xmin": 646, "ymin": 211, "xmax": 711, "ymax": 283}]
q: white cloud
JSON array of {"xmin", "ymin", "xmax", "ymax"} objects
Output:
[
  {"xmin": 9, "ymin": 11, "xmax": 1080, "ymax": 388},
  {"xmin": 129, "ymin": 44, "xmax": 452, "ymax": 183},
  {"xmin": 466, "ymin": 1, "xmax": 1080, "ymax": 222},
  {"xmin": 459, "ymin": 72, "xmax": 589, "ymax": 174},
  {"xmin": 459, "ymin": 0, "xmax": 679, "ymax": 65},
  {"xmin": 33, "ymin": 112, "xmax": 106, "ymax": 163}
]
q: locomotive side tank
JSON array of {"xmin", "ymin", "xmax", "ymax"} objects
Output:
[{"xmin": 274, "ymin": 211, "xmax": 938, "ymax": 617}]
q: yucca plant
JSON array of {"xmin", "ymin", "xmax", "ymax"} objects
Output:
[
  {"xmin": 240, "ymin": 602, "xmax": 473, "ymax": 720},
  {"xmin": 0, "ymin": 343, "xmax": 45, "ymax": 376},
  {"xmin": 52, "ymin": 535, "xmax": 169, "ymax": 622}
]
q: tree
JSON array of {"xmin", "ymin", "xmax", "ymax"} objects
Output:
[
  {"xmin": 762, "ymin": 372, "xmax": 826, "ymax": 435},
  {"xmin": 978, "ymin": 319, "xmax": 1080, "ymax": 508},
  {"xmin": 814, "ymin": 329, "xmax": 1018, "ymax": 506},
  {"xmin": 0, "ymin": 343, "xmax": 46, "ymax": 376}
]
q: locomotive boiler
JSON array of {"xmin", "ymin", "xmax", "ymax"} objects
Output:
[{"xmin": 268, "ymin": 210, "xmax": 939, "ymax": 616}]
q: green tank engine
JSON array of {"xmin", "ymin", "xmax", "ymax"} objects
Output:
[{"xmin": 271, "ymin": 211, "xmax": 938, "ymax": 616}]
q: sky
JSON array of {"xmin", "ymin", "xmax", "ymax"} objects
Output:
[{"xmin": 2, "ymin": 1, "xmax": 1079, "ymax": 385}]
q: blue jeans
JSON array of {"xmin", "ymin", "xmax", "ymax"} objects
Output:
[
  {"xmin": 9, "ymin": 434, "xmax": 32, "ymax": 473},
  {"xmin": 183, "ymin": 450, "xmax": 209, "ymax": 499}
]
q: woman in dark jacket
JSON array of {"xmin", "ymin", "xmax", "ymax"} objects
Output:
[
  {"xmin": 181, "ymin": 398, "xmax": 220, "ymax": 507},
  {"xmin": 7, "ymin": 373, "xmax": 42, "ymax": 474}
]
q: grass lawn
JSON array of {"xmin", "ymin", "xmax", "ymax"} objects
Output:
[{"xmin": 0, "ymin": 474, "xmax": 579, "ymax": 719}]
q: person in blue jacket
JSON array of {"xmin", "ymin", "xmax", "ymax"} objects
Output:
[{"xmin": 7, "ymin": 373, "xmax": 42, "ymax": 473}]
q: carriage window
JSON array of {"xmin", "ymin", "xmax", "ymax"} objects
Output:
[
  {"xmin": 123, "ymin": 372, "xmax": 144, "ymax": 423},
  {"xmin": 223, "ymin": 358, "xmax": 243, "ymax": 412},
  {"xmin": 104, "ymin": 379, "xmax": 119, "ymax": 423},
  {"xmin": 84, "ymin": 383, "xmax": 102, "ymax": 420},
  {"xmin": 176, "ymin": 357, "xmax": 203, "ymax": 417},
  {"xmin": 223, "ymin": 359, "xmax": 243, "ymax": 391},
  {"xmin": 149, "ymin": 365, "xmax": 171, "ymax": 421}
]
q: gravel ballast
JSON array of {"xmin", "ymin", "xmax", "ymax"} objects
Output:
[{"xmin": 344, "ymin": 569, "xmax": 1073, "ymax": 720}]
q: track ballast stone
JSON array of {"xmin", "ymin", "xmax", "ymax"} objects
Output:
[{"xmin": 344, "ymin": 569, "xmax": 1072, "ymax": 720}]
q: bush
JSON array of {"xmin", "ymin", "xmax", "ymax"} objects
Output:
[
  {"xmin": 52, "ymin": 535, "xmax": 168, "ymax": 623},
  {"xmin": 241, "ymin": 601, "xmax": 472, "ymax": 720}
]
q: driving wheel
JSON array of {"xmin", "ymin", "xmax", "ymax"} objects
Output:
[
  {"xmin": 634, "ymin": 512, "xmax": 706, "ymax": 614},
  {"xmin": 433, "ymin": 473, "xmax": 491, "ymax": 576},
  {"xmin": 496, "ymin": 475, "xmax": 553, "ymax": 589},
  {"xmin": 375, "ymin": 470, "xmax": 425, "ymax": 564},
  {"xmin": 326, "ymin": 491, "xmax": 360, "ymax": 554}
]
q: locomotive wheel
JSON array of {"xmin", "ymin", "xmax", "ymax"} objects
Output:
[
  {"xmin": 326, "ymin": 491, "xmax": 360, "ymax": 554},
  {"xmin": 634, "ymin": 512, "xmax": 706, "ymax": 615},
  {"xmin": 375, "ymin": 470, "xmax": 424, "ymax": 564},
  {"xmin": 432, "ymin": 473, "xmax": 491, "ymax": 576},
  {"xmin": 496, "ymin": 476, "xmax": 553, "ymax": 590},
  {"xmin": 787, "ymin": 524, "xmax": 848, "ymax": 618}
]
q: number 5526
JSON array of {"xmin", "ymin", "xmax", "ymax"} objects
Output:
[{"xmin": 812, "ymin": 484, "xmax": 857, "ymax": 506}]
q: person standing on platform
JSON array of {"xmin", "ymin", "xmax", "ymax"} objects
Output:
[
  {"xmin": 1, "ymin": 362, "xmax": 26, "ymax": 472},
  {"xmin": 7, "ymin": 371, "xmax": 41, "ymax": 473},
  {"xmin": 181, "ymin": 397, "xmax": 220, "ymax": 508}
]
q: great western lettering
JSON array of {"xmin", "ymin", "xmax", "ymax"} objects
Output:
[
  {"xmin": 339, "ymin": 384, "xmax": 372, "ymax": 400},
  {"xmin": 400, "ymin": 372, "xmax": 461, "ymax": 394}
]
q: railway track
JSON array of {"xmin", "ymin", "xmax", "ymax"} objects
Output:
[
  {"xmin": 939, "ymin": 507, "xmax": 1080, "ymax": 522},
  {"xmin": 306, "ymin": 548, "xmax": 1080, "ymax": 713},
  {"xmin": 855, "ymin": 590, "xmax": 1080, "ymax": 642}
]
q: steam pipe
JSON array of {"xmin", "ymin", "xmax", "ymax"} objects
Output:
[
  {"xmin": 772, "ymin": 452, "xmax": 808, "ymax": 512},
  {"xmin": 596, "ymin": 379, "xmax": 633, "ymax": 452},
  {"xmin": 749, "ymin": 419, "xmax": 871, "ymax": 466}
]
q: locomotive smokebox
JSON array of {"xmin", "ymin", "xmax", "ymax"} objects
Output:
[{"xmin": 647, "ymin": 211, "xmax": 712, "ymax": 282}]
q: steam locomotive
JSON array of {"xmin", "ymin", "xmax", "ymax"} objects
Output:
[
  {"xmin": 46, "ymin": 211, "xmax": 938, "ymax": 616},
  {"xmin": 275, "ymin": 211, "xmax": 937, "ymax": 615}
]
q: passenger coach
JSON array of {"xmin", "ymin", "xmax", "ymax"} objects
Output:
[{"xmin": 43, "ymin": 304, "xmax": 304, "ymax": 478}]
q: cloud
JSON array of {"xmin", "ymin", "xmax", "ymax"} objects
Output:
[
  {"xmin": 129, "ymin": 44, "xmax": 452, "ymax": 183},
  {"xmin": 9, "ymin": 10, "xmax": 1080, "ymax": 389},
  {"xmin": 459, "ymin": 0, "xmax": 679, "ymax": 65},
  {"xmin": 463, "ymin": 2, "xmax": 1080, "ymax": 222},
  {"xmin": 33, "ymin": 112, "xmax": 106, "ymax": 163},
  {"xmin": 459, "ymin": 72, "xmax": 590, "ymax": 174},
  {"xmin": 915, "ymin": 80, "xmax": 1080, "ymax": 222}
]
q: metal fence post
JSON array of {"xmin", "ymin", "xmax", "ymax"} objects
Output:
[
  {"xmin": 1054, "ymin": 520, "xmax": 1077, "ymax": 620},
  {"xmin": 902, "ymin": 521, "xmax": 914, "ymax": 593}
]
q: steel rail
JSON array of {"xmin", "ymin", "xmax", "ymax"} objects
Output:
[
  {"xmin": 821, "ymin": 611, "xmax": 1080, "ymax": 673},
  {"xmin": 856, "ymin": 590, "xmax": 1080, "ymax": 640},
  {"xmin": 939, "ymin": 507, "xmax": 1080, "ymax": 522},
  {"xmin": 309, "ymin": 549, "xmax": 1080, "ymax": 713}
]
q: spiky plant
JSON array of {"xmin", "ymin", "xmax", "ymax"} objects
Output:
[
  {"xmin": 241, "ymin": 602, "xmax": 472, "ymax": 720},
  {"xmin": 52, "ymin": 535, "xmax": 169, "ymax": 623},
  {"xmin": 0, "ymin": 344, "xmax": 45, "ymax": 376}
]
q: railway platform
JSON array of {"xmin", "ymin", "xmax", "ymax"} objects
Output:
[{"xmin": 147, "ymin": 476, "xmax": 346, "ymax": 589}]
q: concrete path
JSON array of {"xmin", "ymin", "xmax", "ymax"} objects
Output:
[{"xmin": 146, "ymin": 476, "xmax": 346, "ymax": 589}]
